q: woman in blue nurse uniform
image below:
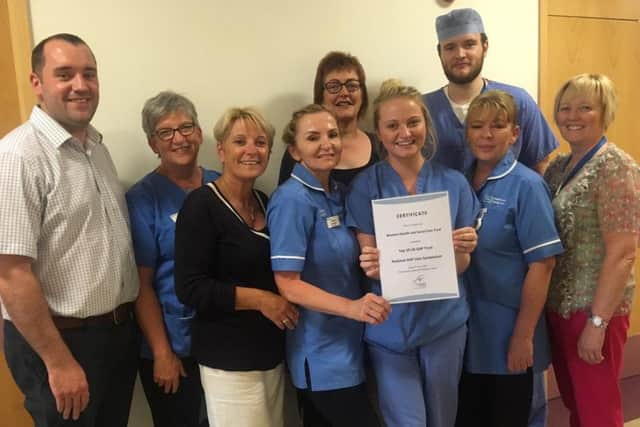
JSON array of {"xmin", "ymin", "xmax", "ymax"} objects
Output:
[
  {"xmin": 126, "ymin": 91, "xmax": 219, "ymax": 427},
  {"xmin": 455, "ymin": 90, "xmax": 563, "ymax": 427},
  {"xmin": 345, "ymin": 79, "xmax": 480, "ymax": 427},
  {"xmin": 268, "ymin": 104, "xmax": 390, "ymax": 427}
]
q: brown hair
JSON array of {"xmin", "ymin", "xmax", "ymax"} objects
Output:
[
  {"xmin": 313, "ymin": 51, "xmax": 369, "ymax": 119},
  {"xmin": 282, "ymin": 104, "xmax": 337, "ymax": 146},
  {"xmin": 466, "ymin": 89, "xmax": 519, "ymax": 127}
]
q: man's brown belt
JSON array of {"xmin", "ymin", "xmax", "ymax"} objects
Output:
[{"xmin": 51, "ymin": 302, "xmax": 134, "ymax": 329}]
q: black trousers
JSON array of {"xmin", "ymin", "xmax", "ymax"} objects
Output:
[
  {"xmin": 298, "ymin": 383, "xmax": 381, "ymax": 427},
  {"xmin": 138, "ymin": 356, "xmax": 208, "ymax": 427},
  {"xmin": 4, "ymin": 318, "xmax": 138, "ymax": 427},
  {"xmin": 455, "ymin": 369, "xmax": 533, "ymax": 427}
]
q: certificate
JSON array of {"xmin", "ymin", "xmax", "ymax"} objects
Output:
[{"xmin": 372, "ymin": 191, "xmax": 458, "ymax": 304}]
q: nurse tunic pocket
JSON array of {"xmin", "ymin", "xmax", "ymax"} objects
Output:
[{"xmin": 479, "ymin": 204, "xmax": 517, "ymax": 253}]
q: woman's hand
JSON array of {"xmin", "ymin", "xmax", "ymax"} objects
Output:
[
  {"xmin": 453, "ymin": 227, "xmax": 477, "ymax": 254},
  {"xmin": 153, "ymin": 351, "xmax": 186, "ymax": 394},
  {"xmin": 347, "ymin": 293, "xmax": 391, "ymax": 325},
  {"xmin": 507, "ymin": 335, "xmax": 533, "ymax": 373},
  {"xmin": 359, "ymin": 246, "xmax": 380, "ymax": 280},
  {"xmin": 260, "ymin": 292, "xmax": 299, "ymax": 330},
  {"xmin": 577, "ymin": 321, "xmax": 606, "ymax": 364}
]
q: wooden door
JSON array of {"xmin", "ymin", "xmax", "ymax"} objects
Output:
[
  {"xmin": 539, "ymin": 0, "xmax": 640, "ymax": 334},
  {"xmin": 0, "ymin": 0, "xmax": 35, "ymax": 425}
]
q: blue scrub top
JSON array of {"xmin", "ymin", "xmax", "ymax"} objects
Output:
[
  {"xmin": 345, "ymin": 159, "xmax": 480, "ymax": 353},
  {"xmin": 464, "ymin": 151, "xmax": 563, "ymax": 374},
  {"xmin": 126, "ymin": 168, "xmax": 220, "ymax": 358},
  {"xmin": 423, "ymin": 80, "xmax": 559, "ymax": 172},
  {"xmin": 268, "ymin": 163, "xmax": 365, "ymax": 391}
]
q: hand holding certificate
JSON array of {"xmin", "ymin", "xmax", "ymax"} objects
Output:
[{"xmin": 372, "ymin": 191, "xmax": 459, "ymax": 304}]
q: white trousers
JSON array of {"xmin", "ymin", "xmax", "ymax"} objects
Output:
[{"xmin": 199, "ymin": 363, "xmax": 284, "ymax": 427}]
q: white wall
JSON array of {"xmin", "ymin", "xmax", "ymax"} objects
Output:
[
  {"xmin": 28, "ymin": 1, "xmax": 540, "ymax": 425},
  {"xmin": 29, "ymin": 0, "xmax": 539, "ymax": 194}
]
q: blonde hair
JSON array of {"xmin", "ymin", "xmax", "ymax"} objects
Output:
[
  {"xmin": 372, "ymin": 79, "xmax": 437, "ymax": 158},
  {"xmin": 282, "ymin": 104, "xmax": 337, "ymax": 146},
  {"xmin": 554, "ymin": 73, "xmax": 617, "ymax": 130},
  {"xmin": 466, "ymin": 89, "xmax": 518, "ymax": 127},
  {"xmin": 213, "ymin": 107, "xmax": 275, "ymax": 148}
]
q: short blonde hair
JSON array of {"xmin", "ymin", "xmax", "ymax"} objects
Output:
[
  {"xmin": 554, "ymin": 73, "xmax": 617, "ymax": 130},
  {"xmin": 372, "ymin": 79, "xmax": 437, "ymax": 158},
  {"xmin": 213, "ymin": 107, "xmax": 275, "ymax": 148},
  {"xmin": 466, "ymin": 89, "xmax": 518, "ymax": 127},
  {"xmin": 282, "ymin": 104, "xmax": 337, "ymax": 146}
]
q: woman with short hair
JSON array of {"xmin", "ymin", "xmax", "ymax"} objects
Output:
[
  {"xmin": 127, "ymin": 90, "xmax": 218, "ymax": 427},
  {"xmin": 544, "ymin": 74, "xmax": 640, "ymax": 427},
  {"xmin": 278, "ymin": 51, "xmax": 378, "ymax": 186},
  {"xmin": 175, "ymin": 107, "xmax": 297, "ymax": 427}
]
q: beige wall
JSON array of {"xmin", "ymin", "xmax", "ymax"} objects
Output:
[{"xmin": 29, "ymin": 0, "xmax": 540, "ymax": 194}]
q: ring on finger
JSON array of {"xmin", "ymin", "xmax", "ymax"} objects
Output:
[{"xmin": 282, "ymin": 318, "xmax": 289, "ymax": 324}]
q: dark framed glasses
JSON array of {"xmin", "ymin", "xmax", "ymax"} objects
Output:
[
  {"xmin": 154, "ymin": 122, "xmax": 196, "ymax": 141},
  {"xmin": 324, "ymin": 79, "xmax": 361, "ymax": 94}
]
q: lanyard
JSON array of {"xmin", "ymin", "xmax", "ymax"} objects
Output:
[{"xmin": 556, "ymin": 136, "xmax": 607, "ymax": 195}]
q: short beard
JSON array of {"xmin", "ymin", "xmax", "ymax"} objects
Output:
[{"xmin": 442, "ymin": 57, "xmax": 484, "ymax": 85}]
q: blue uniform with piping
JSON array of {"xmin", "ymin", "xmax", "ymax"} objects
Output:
[
  {"xmin": 268, "ymin": 163, "xmax": 365, "ymax": 392},
  {"xmin": 464, "ymin": 151, "xmax": 563, "ymax": 375}
]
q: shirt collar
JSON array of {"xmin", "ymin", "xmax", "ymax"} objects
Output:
[
  {"xmin": 486, "ymin": 150, "xmax": 517, "ymax": 181},
  {"xmin": 290, "ymin": 163, "xmax": 338, "ymax": 193},
  {"xmin": 29, "ymin": 105, "xmax": 102, "ymax": 149}
]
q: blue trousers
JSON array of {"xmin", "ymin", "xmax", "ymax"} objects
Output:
[{"xmin": 368, "ymin": 324, "xmax": 467, "ymax": 427}]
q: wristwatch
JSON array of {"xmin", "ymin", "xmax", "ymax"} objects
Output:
[{"xmin": 589, "ymin": 314, "xmax": 608, "ymax": 329}]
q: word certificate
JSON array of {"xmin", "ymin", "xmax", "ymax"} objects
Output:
[{"xmin": 372, "ymin": 192, "xmax": 458, "ymax": 304}]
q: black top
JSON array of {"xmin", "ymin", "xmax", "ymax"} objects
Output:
[
  {"xmin": 174, "ymin": 183, "xmax": 284, "ymax": 371},
  {"xmin": 277, "ymin": 131, "xmax": 379, "ymax": 186}
]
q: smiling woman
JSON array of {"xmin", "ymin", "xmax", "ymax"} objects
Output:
[
  {"xmin": 278, "ymin": 51, "xmax": 379, "ymax": 186},
  {"xmin": 269, "ymin": 103, "xmax": 388, "ymax": 426},
  {"xmin": 544, "ymin": 74, "xmax": 640, "ymax": 427},
  {"xmin": 174, "ymin": 106, "xmax": 295, "ymax": 427},
  {"xmin": 345, "ymin": 79, "xmax": 480, "ymax": 427},
  {"xmin": 126, "ymin": 91, "xmax": 219, "ymax": 427}
]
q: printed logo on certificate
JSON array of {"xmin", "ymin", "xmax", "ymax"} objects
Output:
[{"xmin": 372, "ymin": 192, "xmax": 459, "ymax": 304}]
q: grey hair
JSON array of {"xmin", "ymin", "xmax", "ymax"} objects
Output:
[{"xmin": 141, "ymin": 91, "xmax": 199, "ymax": 138}]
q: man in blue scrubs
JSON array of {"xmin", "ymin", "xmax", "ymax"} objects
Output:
[
  {"xmin": 423, "ymin": 8, "xmax": 558, "ymax": 176},
  {"xmin": 423, "ymin": 8, "xmax": 557, "ymax": 427}
]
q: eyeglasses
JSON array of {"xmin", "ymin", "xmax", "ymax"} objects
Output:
[
  {"xmin": 324, "ymin": 79, "xmax": 361, "ymax": 94},
  {"xmin": 154, "ymin": 123, "xmax": 196, "ymax": 141}
]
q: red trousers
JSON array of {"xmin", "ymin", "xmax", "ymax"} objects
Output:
[{"xmin": 547, "ymin": 310, "xmax": 629, "ymax": 427}]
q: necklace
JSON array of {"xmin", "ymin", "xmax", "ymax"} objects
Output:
[{"xmin": 216, "ymin": 178, "xmax": 257, "ymax": 227}]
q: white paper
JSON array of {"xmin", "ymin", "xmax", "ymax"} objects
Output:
[{"xmin": 372, "ymin": 192, "xmax": 459, "ymax": 304}]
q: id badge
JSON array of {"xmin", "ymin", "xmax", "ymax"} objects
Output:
[{"xmin": 326, "ymin": 215, "xmax": 341, "ymax": 228}]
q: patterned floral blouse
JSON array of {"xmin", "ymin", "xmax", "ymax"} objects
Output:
[{"xmin": 544, "ymin": 143, "xmax": 640, "ymax": 318}]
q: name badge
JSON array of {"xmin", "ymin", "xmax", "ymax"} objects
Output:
[{"xmin": 326, "ymin": 215, "xmax": 341, "ymax": 228}]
